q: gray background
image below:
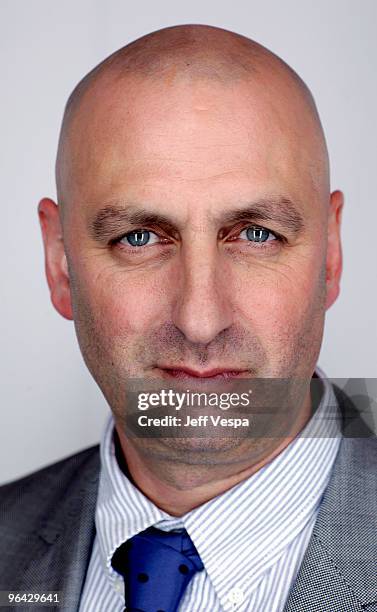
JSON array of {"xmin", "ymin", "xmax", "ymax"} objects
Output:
[{"xmin": 1, "ymin": 0, "xmax": 376, "ymax": 484}]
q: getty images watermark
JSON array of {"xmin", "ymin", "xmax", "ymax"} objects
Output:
[
  {"xmin": 120, "ymin": 378, "xmax": 377, "ymax": 438},
  {"xmin": 137, "ymin": 388, "xmax": 253, "ymax": 429}
]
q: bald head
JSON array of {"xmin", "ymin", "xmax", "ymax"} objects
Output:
[
  {"xmin": 61, "ymin": 25, "xmax": 319, "ymax": 110},
  {"xmin": 55, "ymin": 24, "xmax": 329, "ymax": 211}
]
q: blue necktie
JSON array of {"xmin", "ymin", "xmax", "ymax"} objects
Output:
[{"xmin": 111, "ymin": 526, "xmax": 204, "ymax": 612}]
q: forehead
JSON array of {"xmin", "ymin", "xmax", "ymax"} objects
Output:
[{"xmin": 62, "ymin": 73, "xmax": 326, "ymax": 222}]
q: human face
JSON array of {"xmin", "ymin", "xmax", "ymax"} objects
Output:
[{"xmin": 39, "ymin": 74, "xmax": 343, "ymax": 452}]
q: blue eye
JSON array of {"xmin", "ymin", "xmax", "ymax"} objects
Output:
[
  {"xmin": 121, "ymin": 230, "xmax": 159, "ymax": 247},
  {"xmin": 240, "ymin": 226, "xmax": 276, "ymax": 243}
]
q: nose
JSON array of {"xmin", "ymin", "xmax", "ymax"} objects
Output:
[{"xmin": 171, "ymin": 243, "xmax": 234, "ymax": 345}]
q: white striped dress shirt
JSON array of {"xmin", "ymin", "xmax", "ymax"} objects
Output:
[{"xmin": 79, "ymin": 366, "xmax": 341, "ymax": 612}]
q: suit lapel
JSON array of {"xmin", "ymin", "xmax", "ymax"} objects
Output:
[
  {"xmin": 284, "ymin": 385, "xmax": 377, "ymax": 612},
  {"xmin": 283, "ymin": 523, "xmax": 365, "ymax": 611},
  {"xmin": 18, "ymin": 450, "xmax": 100, "ymax": 611}
]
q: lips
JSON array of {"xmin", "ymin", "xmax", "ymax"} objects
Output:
[{"xmin": 157, "ymin": 366, "xmax": 249, "ymax": 380}]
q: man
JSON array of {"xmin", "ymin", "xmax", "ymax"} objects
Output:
[{"xmin": 0, "ymin": 24, "xmax": 375, "ymax": 612}]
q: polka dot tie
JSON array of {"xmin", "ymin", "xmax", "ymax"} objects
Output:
[{"xmin": 111, "ymin": 526, "xmax": 204, "ymax": 612}]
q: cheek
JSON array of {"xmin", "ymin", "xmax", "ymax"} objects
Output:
[
  {"xmin": 68, "ymin": 261, "xmax": 172, "ymax": 383},
  {"xmin": 72, "ymin": 261, "xmax": 169, "ymax": 339},
  {"xmin": 234, "ymin": 254, "xmax": 326, "ymax": 348}
]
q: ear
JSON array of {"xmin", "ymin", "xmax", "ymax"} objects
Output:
[
  {"xmin": 325, "ymin": 190, "xmax": 344, "ymax": 310},
  {"xmin": 38, "ymin": 197, "xmax": 73, "ymax": 320}
]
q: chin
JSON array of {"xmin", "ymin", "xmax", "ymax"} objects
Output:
[{"xmin": 136, "ymin": 434, "xmax": 257, "ymax": 466}]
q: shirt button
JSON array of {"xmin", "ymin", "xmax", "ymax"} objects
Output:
[{"xmin": 228, "ymin": 586, "xmax": 245, "ymax": 606}]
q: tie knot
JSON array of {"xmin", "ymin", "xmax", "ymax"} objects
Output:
[{"xmin": 111, "ymin": 527, "xmax": 204, "ymax": 612}]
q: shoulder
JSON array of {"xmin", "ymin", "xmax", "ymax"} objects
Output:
[{"xmin": 0, "ymin": 445, "xmax": 100, "ymax": 524}]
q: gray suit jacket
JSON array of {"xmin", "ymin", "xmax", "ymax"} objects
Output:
[{"xmin": 0, "ymin": 385, "xmax": 376, "ymax": 612}]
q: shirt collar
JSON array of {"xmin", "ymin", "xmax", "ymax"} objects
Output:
[{"xmin": 95, "ymin": 366, "xmax": 342, "ymax": 607}]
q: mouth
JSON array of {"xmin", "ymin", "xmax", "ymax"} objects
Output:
[{"xmin": 156, "ymin": 366, "xmax": 250, "ymax": 380}]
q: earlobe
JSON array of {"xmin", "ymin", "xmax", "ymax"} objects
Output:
[
  {"xmin": 38, "ymin": 197, "xmax": 74, "ymax": 320},
  {"xmin": 51, "ymin": 285, "xmax": 73, "ymax": 320}
]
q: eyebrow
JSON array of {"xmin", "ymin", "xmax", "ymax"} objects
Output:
[
  {"xmin": 88, "ymin": 197, "xmax": 305, "ymax": 242},
  {"xmin": 214, "ymin": 197, "xmax": 305, "ymax": 234},
  {"xmin": 89, "ymin": 206, "xmax": 179, "ymax": 242}
]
